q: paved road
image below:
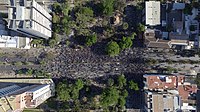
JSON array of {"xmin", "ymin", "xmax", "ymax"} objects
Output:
[
  {"xmin": 0, "ymin": 65, "xmax": 41, "ymax": 71},
  {"xmin": 144, "ymin": 50, "xmax": 200, "ymax": 61},
  {"xmin": 45, "ymin": 46, "xmax": 145, "ymax": 79}
]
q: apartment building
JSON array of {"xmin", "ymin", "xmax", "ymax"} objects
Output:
[
  {"xmin": 0, "ymin": 19, "xmax": 31, "ymax": 49},
  {"xmin": 0, "ymin": 79, "xmax": 54, "ymax": 112},
  {"xmin": 0, "ymin": 0, "xmax": 52, "ymax": 48},
  {"xmin": 144, "ymin": 91, "xmax": 181, "ymax": 112},
  {"xmin": 143, "ymin": 74, "xmax": 198, "ymax": 112},
  {"xmin": 144, "ymin": 1, "xmax": 200, "ymax": 50},
  {"xmin": 7, "ymin": 0, "xmax": 52, "ymax": 39}
]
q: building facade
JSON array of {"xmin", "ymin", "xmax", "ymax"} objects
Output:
[
  {"xmin": 143, "ymin": 74, "xmax": 198, "ymax": 112},
  {"xmin": 144, "ymin": 1, "xmax": 200, "ymax": 50},
  {"xmin": 0, "ymin": 79, "xmax": 54, "ymax": 112},
  {"xmin": 7, "ymin": 0, "xmax": 52, "ymax": 39}
]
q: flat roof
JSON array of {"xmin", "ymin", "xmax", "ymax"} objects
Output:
[
  {"xmin": 150, "ymin": 93, "xmax": 179, "ymax": 112},
  {"xmin": 7, "ymin": 0, "xmax": 52, "ymax": 38},
  {"xmin": 145, "ymin": 1, "xmax": 161, "ymax": 26}
]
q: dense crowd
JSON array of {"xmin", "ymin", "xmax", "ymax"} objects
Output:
[{"xmin": 46, "ymin": 46, "xmax": 145, "ymax": 79}]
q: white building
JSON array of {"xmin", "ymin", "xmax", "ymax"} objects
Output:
[
  {"xmin": 145, "ymin": 1, "xmax": 161, "ymax": 26},
  {"xmin": 0, "ymin": 79, "xmax": 54, "ymax": 112},
  {"xmin": 0, "ymin": 35, "xmax": 31, "ymax": 49},
  {"xmin": 7, "ymin": 0, "xmax": 52, "ymax": 39}
]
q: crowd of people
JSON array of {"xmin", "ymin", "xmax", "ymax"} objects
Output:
[{"xmin": 46, "ymin": 46, "xmax": 145, "ymax": 79}]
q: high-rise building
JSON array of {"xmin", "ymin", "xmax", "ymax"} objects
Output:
[
  {"xmin": 0, "ymin": 79, "xmax": 54, "ymax": 112},
  {"xmin": 7, "ymin": 0, "xmax": 52, "ymax": 39}
]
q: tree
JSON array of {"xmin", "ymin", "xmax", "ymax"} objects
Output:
[
  {"xmin": 79, "ymin": 7, "xmax": 94, "ymax": 17},
  {"xmin": 119, "ymin": 37, "xmax": 133, "ymax": 50},
  {"xmin": 117, "ymin": 75, "xmax": 127, "ymax": 88},
  {"xmin": 71, "ymin": 87, "xmax": 80, "ymax": 100},
  {"xmin": 61, "ymin": 3, "xmax": 70, "ymax": 16},
  {"xmin": 75, "ymin": 79, "xmax": 84, "ymax": 90},
  {"xmin": 63, "ymin": 26, "xmax": 71, "ymax": 35},
  {"xmin": 85, "ymin": 34, "xmax": 97, "ymax": 46},
  {"xmin": 52, "ymin": 13, "xmax": 60, "ymax": 24},
  {"xmin": 183, "ymin": 4, "xmax": 193, "ymax": 15},
  {"xmin": 118, "ymin": 89, "xmax": 128, "ymax": 108},
  {"xmin": 105, "ymin": 41, "xmax": 120, "ymax": 56},
  {"xmin": 56, "ymin": 82, "xmax": 71, "ymax": 101},
  {"xmin": 190, "ymin": 25, "xmax": 195, "ymax": 31},
  {"xmin": 48, "ymin": 39, "xmax": 57, "ymax": 48},
  {"xmin": 128, "ymin": 80, "xmax": 139, "ymax": 90},
  {"xmin": 107, "ymin": 78, "xmax": 114, "ymax": 87},
  {"xmin": 114, "ymin": 0, "xmax": 126, "ymax": 12},
  {"xmin": 122, "ymin": 22, "xmax": 129, "ymax": 30},
  {"xmin": 26, "ymin": 69, "xmax": 33, "ymax": 76},
  {"xmin": 52, "ymin": 24, "xmax": 60, "ymax": 33},
  {"xmin": 31, "ymin": 39, "xmax": 44, "ymax": 46},
  {"xmin": 52, "ymin": 2, "xmax": 62, "ymax": 14},
  {"xmin": 61, "ymin": 16, "xmax": 69, "ymax": 24},
  {"xmin": 100, "ymin": 87, "xmax": 120, "ymax": 108},
  {"xmin": 75, "ymin": 7, "xmax": 94, "ymax": 36},
  {"xmin": 137, "ymin": 23, "xmax": 145, "ymax": 33},
  {"xmin": 102, "ymin": 0, "xmax": 115, "ymax": 16},
  {"xmin": 121, "ymin": 89, "xmax": 128, "ymax": 98},
  {"xmin": 130, "ymin": 32, "xmax": 136, "ymax": 40},
  {"xmin": 118, "ymin": 97, "xmax": 126, "ymax": 108}
]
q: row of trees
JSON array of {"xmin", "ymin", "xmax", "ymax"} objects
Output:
[
  {"xmin": 55, "ymin": 75, "xmax": 139, "ymax": 111},
  {"xmin": 105, "ymin": 33, "xmax": 136, "ymax": 56},
  {"xmin": 16, "ymin": 68, "xmax": 50, "ymax": 78}
]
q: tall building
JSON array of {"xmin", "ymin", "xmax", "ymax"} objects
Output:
[
  {"xmin": 7, "ymin": 0, "xmax": 52, "ymax": 39},
  {"xmin": 0, "ymin": 19, "xmax": 31, "ymax": 49},
  {"xmin": 0, "ymin": 79, "xmax": 54, "ymax": 112}
]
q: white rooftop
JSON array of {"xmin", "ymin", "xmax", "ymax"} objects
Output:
[
  {"xmin": 145, "ymin": 1, "xmax": 161, "ymax": 26},
  {"xmin": 0, "ymin": 35, "xmax": 30, "ymax": 49},
  {"xmin": 7, "ymin": 0, "xmax": 52, "ymax": 39}
]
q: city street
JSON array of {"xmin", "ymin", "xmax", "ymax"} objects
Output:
[{"xmin": 46, "ymin": 46, "xmax": 145, "ymax": 79}]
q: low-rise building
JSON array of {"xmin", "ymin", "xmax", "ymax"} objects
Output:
[
  {"xmin": 144, "ymin": 1, "xmax": 200, "ymax": 50},
  {"xmin": 144, "ymin": 91, "xmax": 181, "ymax": 112},
  {"xmin": 143, "ymin": 74, "xmax": 198, "ymax": 112}
]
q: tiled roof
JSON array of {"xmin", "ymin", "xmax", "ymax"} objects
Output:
[
  {"xmin": 144, "ymin": 75, "xmax": 177, "ymax": 89},
  {"xmin": 144, "ymin": 74, "xmax": 198, "ymax": 102},
  {"xmin": 178, "ymin": 84, "xmax": 198, "ymax": 100}
]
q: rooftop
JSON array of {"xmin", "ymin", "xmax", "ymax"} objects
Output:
[
  {"xmin": 144, "ymin": 74, "xmax": 199, "ymax": 105},
  {"xmin": 144, "ymin": 74, "xmax": 178, "ymax": 90},
  {"xmin": 7, "ymin": 0, "xmax": 52, "ymax": 39},
  {"xmin": 145, "ymin": 1, "xmax": 161, "ymax": 26},
  {"xmin": 145, "ymin": 91, "xmax": 181, "ymax": 112}
]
